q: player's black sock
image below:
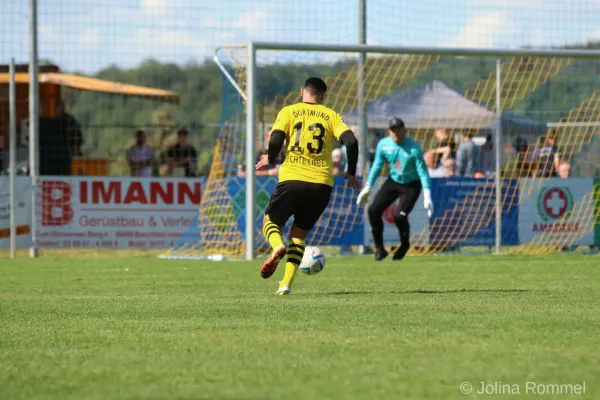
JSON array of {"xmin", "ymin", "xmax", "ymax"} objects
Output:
[
  {"xmin": 369, "ymin": 214, "xmax": 385, "ymax": 250},
  {"xmin": 393, "ymin": 212, "xmax": 410, "ymax": 261}
]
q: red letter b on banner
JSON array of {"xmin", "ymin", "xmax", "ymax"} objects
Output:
[{"xmin": 41, "ymin": 181, "xmax": 73, "ymax": 226}]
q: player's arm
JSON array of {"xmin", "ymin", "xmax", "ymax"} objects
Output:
[
  {"xmin": 331, "ymin": 112, "xmax": 360, "ymax": 188},
  {"xmin": 356, "ymin": 140, "xmax": 385, "ymax": 205},
  {"xmin": 414, "ymin": 147, "xmax": 432, "ymax": 190},
  {"xmin": 339, "ymin": 131, "xmax": 358, "ymax": 176},
  {"xmin": 415, "ymin": 146, "xmax": 434, "ymax": 217},
  {"xmin": 260, "ymin": 108, "xmax": 289, "ymax": 168},
  {"xmin": 553, "ymin": 148, "xmax": 561, "ymax": 172},
  {"xmin": 269, "ymin": 109, "xmax": 290, "ymax": 163},
  {"xmin": 267, "ymin": 131, "xmax": 286, "ymax": 164},
  {"xmin": 366, "ymin": 141, "xmax": 385, "ymax": 188}
]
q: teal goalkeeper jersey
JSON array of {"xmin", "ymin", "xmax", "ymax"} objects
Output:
[{"xmin": 366, "ymin": 136, "xmax": 431, "ymax": 189}]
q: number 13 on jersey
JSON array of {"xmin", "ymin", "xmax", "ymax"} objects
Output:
[{"xmin": 290, "ymin": 122, "xmax": 325, "ymax": 155}]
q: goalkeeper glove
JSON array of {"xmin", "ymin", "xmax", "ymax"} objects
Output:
[
  {"xmin": 356, "ymin": 184, "xmax": 371, "ymax": 206},
  {"xmin": 423, "ymin": 188, "xmax": 433, "ymax": 218}
]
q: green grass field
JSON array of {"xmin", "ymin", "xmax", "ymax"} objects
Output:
[{"xmin": 1, "ymin": 253, "xmax": 599, "ymax": 399}]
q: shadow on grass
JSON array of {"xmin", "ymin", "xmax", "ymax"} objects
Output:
[{"xmin": 326, "ymin": 289, "xmax": 531, "ymax": 295}]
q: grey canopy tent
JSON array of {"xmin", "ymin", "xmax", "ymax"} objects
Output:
[
  {"xmin": 343, "ymin": 79, "xmax": 497, "ymax": 129},
  {"xmin": 342, "ymin": 79, "xmax": 546, "ymax": 136}
]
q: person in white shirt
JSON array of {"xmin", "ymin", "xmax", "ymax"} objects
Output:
[
  {"xmin": 127, "ymin": 130, "xmax": 154, "ymax": 177},
  {"xmin": 456, "ymin": 131, "xmax": 481, "ymax": 177}
]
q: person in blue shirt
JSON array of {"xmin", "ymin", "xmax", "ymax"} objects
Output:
[{"xmin": 357, "ymin": 117, "xmax": 433, "ymax": 261}]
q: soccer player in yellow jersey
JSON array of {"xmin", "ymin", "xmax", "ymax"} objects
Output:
[{"xmin": 255, "ymin": 77, "xmax": 360, "ymax": 295}]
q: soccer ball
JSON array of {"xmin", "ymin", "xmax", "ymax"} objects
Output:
[{"xmin": 299, "ymin": 246, "xmax": 325, "ymax": 275}]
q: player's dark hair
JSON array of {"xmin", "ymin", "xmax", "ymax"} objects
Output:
[{"xmin": 304, "ymin": 77, "xmax": 327, "ymax": 95}]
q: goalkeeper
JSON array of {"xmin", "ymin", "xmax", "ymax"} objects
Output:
[{"xmin": 356, "ymin": 117, "xmax": 433, "ymax": 261}]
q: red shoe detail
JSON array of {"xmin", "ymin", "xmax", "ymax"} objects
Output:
[{"xmin": 260, "ymin": 246, "xmax": 287, "ymax": 279}]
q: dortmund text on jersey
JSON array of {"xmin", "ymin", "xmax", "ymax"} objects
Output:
[{"xmin": 271, "ymin": 102, "xmax": 351, "ymax": 187}]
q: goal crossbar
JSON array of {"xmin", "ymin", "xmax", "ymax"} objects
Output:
[
  {"xmin": 250, "ymin": 41, "xmax": 600, "ymax": 58},
  {"xmin": 214, "ymin": 42, "xmax": 600, "ymax": 102}
]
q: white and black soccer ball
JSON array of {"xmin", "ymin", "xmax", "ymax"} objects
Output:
[{"xmin": 299, "ymin": 246, "xmax": 325, "ymax": 275}]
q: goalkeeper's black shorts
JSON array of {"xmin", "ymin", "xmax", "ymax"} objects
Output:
[{"xmin": 368, "ymin": 178, "xmax": 422, "ymax": 218}]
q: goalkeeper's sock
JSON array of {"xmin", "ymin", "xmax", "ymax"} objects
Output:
[
  {"xmin": 262, "ymin": 218, "xmax": 284, "ymax": 251},
  {"xmin": 280, "ymin": 238, "xmax": 305, "ymax": 288},
  {"xmin": 393, "ymin": 212, "xmax": 410, "ymax": 260},
  {"xmin": 369, "ymin": 212, "xmax": 385, "ymax": 250},
  {"xmin": 394, "ymin": 211, "xmax": 411, "ymax": 248}
]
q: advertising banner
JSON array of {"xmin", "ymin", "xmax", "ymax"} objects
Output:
[
  {"xmin": 429, "ymin": 178, "xmax": 519, "ymax": 246},
  {"xmin": 0, "ymin": 177, "xmax": 33, "ymax": 248},
  {"xmin": 37, "ymin": 177, "xmax": 205, "ymax": 249},
  {"xmin": 519, "ymin": 178, "xmax": 595, "ymax": 246}
]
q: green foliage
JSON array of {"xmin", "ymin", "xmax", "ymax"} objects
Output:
[{"xmin": 66, "ymin": 42, "xmax": 600, "ymax": 176}]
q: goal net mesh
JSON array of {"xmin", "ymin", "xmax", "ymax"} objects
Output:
[{"xmin": 162, "ymin": 47, "xmax": 600, "ymax": 259}]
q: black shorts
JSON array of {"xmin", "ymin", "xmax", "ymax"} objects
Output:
[
  {"xmin": 264, "ymin": 180, "xmax": 332, "ymax": 230},
  {"xmin": 368, "ymin": 178, "xmax": 422, "ymax": 218}
]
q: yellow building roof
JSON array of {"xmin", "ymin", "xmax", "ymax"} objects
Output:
[{"xmin": 0, "ymin": 72, "xmax": 179, "ymax": 103}]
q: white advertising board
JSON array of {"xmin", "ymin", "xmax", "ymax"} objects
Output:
[
  {"xmin": 36, "ymin": 177, "xmax": 203, "ymax": 249},
  {"xmin": 519, "ymin": 178, "xmax": 595, "ymax": 246},
  {"xmin": 0, "ymin": 177, "xmax": 33, "ymax": 248}
]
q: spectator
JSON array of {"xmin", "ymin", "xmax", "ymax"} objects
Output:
[
  {"xmin": 127, "ymin": 130, "xmax": 154, "ymax": 177},
  {"xmin": 443, "ymin": 159, "xmax": 457, "ymax": 177},
  {"xmin": 434, "ymin": 128, "xmax": 457, "ymax": 165},
  {"xmin": 424, "ymin": 151, "xmax": 444, "ymax": 178},
  {"xmin": 456, "ymin": 130, "xmax": 481, "ymax": 177},
  {"xmin": 513, "ymin": 137, "xmax": 533, "ymax": 177},
  {"xmin": 513, "ymin": 137, "xmax": 528, "ymax": 154},
  {"xmin": 0, "ymin": 126, "xmax": 5, "ymax": 174},
  {"xmin": 558, "ymin": 161, "xmax": 571, "ymax": 178},
  {"xmin": 55, "ymin": 101, "xmax": 83, "ymax": 157},
  {"xmin": 479, "ymin": 133, "xmax": 496, "ymax": 178},
  {"xmin": 532, "ymin": 131, "xmax": 561, "ymax": 177},
  {"xmin": 237, "ymin": 131, "xmax": 284, "ymax": 177},
  {"xmin": 332, "ymin": 148, "xmax": 346, "ymax": 176},
  {"xmin": 167, "ymin": 128, "xmax": 198, "ymax": 177}
]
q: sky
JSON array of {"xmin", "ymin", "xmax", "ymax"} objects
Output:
[{"xmin": 2, "ymin": 0, "xmax": 600, "ymax": 74}]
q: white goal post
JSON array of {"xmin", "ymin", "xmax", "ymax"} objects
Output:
[{"xmin": 215, "ymin": 41, "xmax": 600, "ymax": 261}]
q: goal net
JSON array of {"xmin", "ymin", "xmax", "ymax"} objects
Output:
[{"xmin": 162, "ymin": 45, "xmax": 600, "ymax": 259}]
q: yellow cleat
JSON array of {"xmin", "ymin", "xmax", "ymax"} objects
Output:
[{"xmin": 275, "ymin": 285, "xmax": 291, "ymax": 296}]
